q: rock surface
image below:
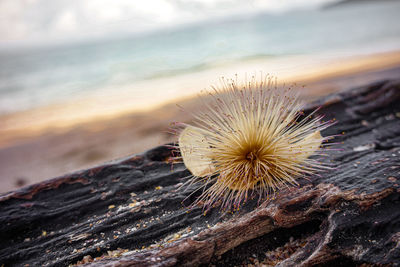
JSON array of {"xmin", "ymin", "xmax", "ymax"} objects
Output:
[{"xmin": 0, "ymin": 80, "xmax": 400, "ymax": 267}]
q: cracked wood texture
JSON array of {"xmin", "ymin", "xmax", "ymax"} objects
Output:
[{"xmin": 1, "ymin": 80, "xmax": 400, "ymax": 267}]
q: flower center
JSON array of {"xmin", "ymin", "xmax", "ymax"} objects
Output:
[{"xmin": 246, "ymin": 151, "xmax": 258, "ymax": 162}]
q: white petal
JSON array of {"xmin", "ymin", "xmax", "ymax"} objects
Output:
[
  {"xmin": 179, "ymin": 126, "xmax": 215, "ymax": 177},
  {"xmin": 301, "ymin": 130, "xmax": 323, "ymax": 159}
]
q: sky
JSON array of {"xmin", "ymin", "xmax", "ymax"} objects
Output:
[{"xmin": 0, "ymin": 0, "xmax": 339, "ymax": 47}]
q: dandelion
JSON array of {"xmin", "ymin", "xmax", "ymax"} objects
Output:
[{"xmin": 176, "ymin": 75, "xmax": 333, "ymax": 211}]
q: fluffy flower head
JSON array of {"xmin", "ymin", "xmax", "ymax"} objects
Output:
[{"xmin": 178, "ymin": 75, "xmax": 331, "ymax": 210}]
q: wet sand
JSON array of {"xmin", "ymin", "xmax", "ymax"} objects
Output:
[{"xmin": 1, "ymin": 51, "xmax": 400, "ymax": 193}]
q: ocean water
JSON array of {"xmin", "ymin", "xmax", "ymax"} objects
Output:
[{"xmin": 0, "ymin": 1, "xmax": 399, "ymax": 115}]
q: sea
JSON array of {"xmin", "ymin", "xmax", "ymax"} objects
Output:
[{"xmin": 0, "ymin": 0, "xmax": 399, "ymax": 116}]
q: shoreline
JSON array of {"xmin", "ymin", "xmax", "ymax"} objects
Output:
[
  {"xmin": 0, "ymin": 51, "xmax": 400, "ymax": 193},
  {"xmin": 1, "ymin": 50, "xmax": 400, "ymax": 148}
]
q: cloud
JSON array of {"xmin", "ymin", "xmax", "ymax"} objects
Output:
[
  {"xmin": 0, "ymin": 0, "xmax": 338, "ymax": 45},
  {"xmin": 53, "ymin": 9, "xmax": 78, "ymax": 32}
]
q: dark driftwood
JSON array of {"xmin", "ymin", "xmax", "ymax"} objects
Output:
[{"xmin": 1, "ymin": 80, "xmax": 400, "ymax": 267}]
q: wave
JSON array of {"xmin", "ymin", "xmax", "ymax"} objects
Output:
[
  {"xmin": 143, "ymin": 61, "xmax": 228, "ymax": 80},
  {"xmin": 143, "ymin": 53, "xmax": 284, "ymax": 81}
]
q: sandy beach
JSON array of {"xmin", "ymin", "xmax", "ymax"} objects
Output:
[{"xmin": 1, "ymin": 50, "xmax": 400, "ymax": 193}]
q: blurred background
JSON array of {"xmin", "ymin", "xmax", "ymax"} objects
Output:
[{"xmin": 1, "ymin": 0, "xmax": 400, "ymax": 193}]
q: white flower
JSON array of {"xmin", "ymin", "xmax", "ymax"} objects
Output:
[{"xmin": 178, "ymin": 75, "xmax": 332, "ymax": 210}]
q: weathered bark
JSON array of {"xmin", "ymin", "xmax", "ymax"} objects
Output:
[{"xmin": 0, "ymin": 80, "xmax": 399, "ymax": 267}]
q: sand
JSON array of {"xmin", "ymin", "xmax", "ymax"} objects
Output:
[{"xmin": 1, "ymin": 50, "xmax": 400, "ymax": 193}]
